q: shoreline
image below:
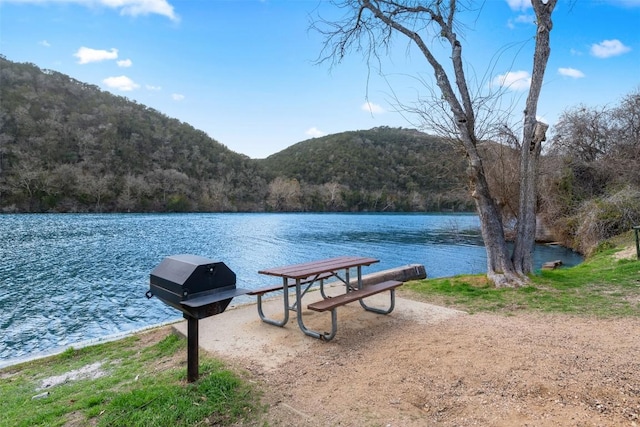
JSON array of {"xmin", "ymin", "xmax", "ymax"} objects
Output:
[
  {"xmin": 0, "ymin": 297, "xmax": 260, "ymax": 370},
  {"xmin": 0, "ymin": 318, "xmax": 182, "ymax": 370}
]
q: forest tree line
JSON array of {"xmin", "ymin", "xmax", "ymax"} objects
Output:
[
  {"xmin": 1, "ymin": 57, "xmax": 639, "ymax": 254},
  {"xmin": 0, "ymin": 57, "xmax": 472, "ymax": 214}
]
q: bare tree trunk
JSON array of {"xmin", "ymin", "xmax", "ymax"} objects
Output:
[
  {"xmin": 467, "ymin": 145, "xmax": 524, "ymax": 286},
  {"xmin": 512, "ymin": 1, "xmax": 555, "ymax": 275}
]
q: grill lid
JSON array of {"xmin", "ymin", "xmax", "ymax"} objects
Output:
[{"xmin": 150, "ymin": 254, "xmax": 236, "ymax": 297}]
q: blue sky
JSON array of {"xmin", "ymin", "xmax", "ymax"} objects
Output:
[{"xmin": 1, "ymin": 0, "xmax": 638, "ymax": 159}]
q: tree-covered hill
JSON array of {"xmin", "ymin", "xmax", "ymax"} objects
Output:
[
  {"xmin": 0, "ymin": 56, "xmax": 267, "ymax": 212},
  {"xmin": 258, "ymin": 127, "xmax": 472, "ymax": 211},
  {"xmin": 0, "ymin": 56, "xmax": 472, "ymax": 213},
  {"xmin": 262, "ymin": 127, "xmax": 461, "ymax": 192}
]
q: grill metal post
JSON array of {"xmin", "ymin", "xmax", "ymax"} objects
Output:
[{"xmin": 187, "ymin": 316, "xmax": 199, "ymax": 382}]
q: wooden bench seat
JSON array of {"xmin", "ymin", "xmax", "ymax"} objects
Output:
[
  {"xmin": 305, "ymin": 280, "xmax": 403, "ymax": 341},
  {"xmin": 307, "ymin": 280, "xmax": 403, "ymax": 312}
]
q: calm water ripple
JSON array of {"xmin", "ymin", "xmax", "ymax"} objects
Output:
[{"xmin": 0, "ymin": 213, "xmax": 582, "ymax": 367}]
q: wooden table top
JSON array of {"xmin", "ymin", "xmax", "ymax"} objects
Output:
[{"xmin": 258, "ymin": 256, "xmax": 379, "ymax": 280}]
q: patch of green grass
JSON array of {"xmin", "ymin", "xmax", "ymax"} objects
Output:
[
  {"xmin": 0, "ymin": 331, "xmax": 264, "ymax": 427},
  {"xmin": 405, "ymin": 242, "xmax": 640, "ymax": 317},
  {"xmin": 407, "ymin": 275, "xmax": 523, "ymax": 313}
]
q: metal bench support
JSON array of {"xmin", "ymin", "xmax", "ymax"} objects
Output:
[
  {"xmin": 249, "ymin": 273, "xmax": 333, "ymax": 327},
  {"xmin": 304, "ymin": 280, "xmax": 403, "ymax": 341}
]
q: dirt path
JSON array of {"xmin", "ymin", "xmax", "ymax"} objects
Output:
[{"xmin": 177, "ymin": 291, "xmax": 640, "ymax": 426}]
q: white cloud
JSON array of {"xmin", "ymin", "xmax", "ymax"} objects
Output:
[
  {"xmin": 361, "ymin": 101, "xmax": 386, "ymax": 114},
  {"xmin": 146, "ymin": 84, "xmax": 162, "ymax": 91},
  {"xmin": 491, "ymin": 70, "xmax": 531, "ymax": 91},
  {"xmin": 507, "ymin": 13, "xmax": 534, "ymax": 29},
  {"xmin": 106, "ymin": 0, "xmax": 178, "ymax": 21},
  {"xmin": 514, "ymin": 13, "xmax": 533, "ymax": 23},
  {"xmin": 558, "ymin": 67, "xmax": 585, "ymax": 78},
  {"xmin": 39, "ymin": 40, "xmax": 51, "ymax": 47},
  {"xmin": 103, "ymin": 75, "xmax": 139, "ymax": 91},
  {"xmin": 505, "ymin": 0, "xmax": 531, "ymax": 11},
  {"xmin": 171, "ymin": 93, "xmax": 185, "ymax": 101},
  {"xmin": 117, "ymin": 58, "xmax": 132, "ymax": 67},
  {"xmin": 74, "ymin": 46, "xmax": 118, "ymax": 64},
  {"xmin": 590, "ymin": 39, "xmax": 631, "ymax": 58},
  {"xmin": 305, "ymin": 127, "xmax": 326, "ymax": 138},
  {"xmin": 5, "ymin": 0, "xmax": 179, "ymax": 21}
]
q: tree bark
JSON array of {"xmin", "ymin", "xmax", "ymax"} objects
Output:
[
  {"xmin": 469, "ymin": 149, "xmax": 524, "ymax": 287},
  {"xmin": 512, "ymin": 0, "xmax": 556, "ymax": 275}
]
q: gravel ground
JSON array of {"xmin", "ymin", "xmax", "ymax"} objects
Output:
[
  {"xmin": 239, "ymin": 311, "xmax": 640, "ymax": 426},
  {"xmin": 180, "ymin": 288, "xmax": 640, "ymax": 426}
]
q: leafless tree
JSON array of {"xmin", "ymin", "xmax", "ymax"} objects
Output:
[
  {"xmin": 321, "ymin": 182, "xmax": 346, "ymax": 210},
  {"xmin": 610, "ymin": 87, "xmax": 640, "ymax": 162},
  {"xmin": 267, "ymin": 177, "xmax": 303, "ymax": 211},
  {"xmin": 550, "ymin": 105, "xmax": 613, "ymax": 162},
  {"xmin": 313, "ymin": 0, "xmax": 556, "ymax": 287},
  {"xmin": 77, "ymin": 173, "xmax": 113, "ymax": 212}
]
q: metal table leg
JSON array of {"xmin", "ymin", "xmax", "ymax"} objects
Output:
[
  {"xmin": 295, "ymin": 277, "xmax": 336, "ymax": 340},
  {"xmin": 256, "ymin": 277, "xmax": 290, "ymax": 327}
]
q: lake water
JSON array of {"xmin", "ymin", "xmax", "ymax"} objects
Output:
[{"xmin": 0, "ymin": 213, "xmax": 582, "ymax": 367}]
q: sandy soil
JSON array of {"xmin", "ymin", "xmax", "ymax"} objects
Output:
[
  {"xmin": 170, "ymin": 286, "xmax": 640, "ymax": 427},
  {"xmin": 231, "ymin": 311, "xmax": 640, "ymax": 426}
]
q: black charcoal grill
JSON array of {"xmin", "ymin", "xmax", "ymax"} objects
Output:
[{"xmin": 146, "ymin": 254, "xmax": 249, "ymax": 382}]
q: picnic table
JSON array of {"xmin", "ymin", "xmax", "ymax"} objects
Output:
[{"xmin": 252, "ymin": 256, "xmax": 403, "ymax": 341}]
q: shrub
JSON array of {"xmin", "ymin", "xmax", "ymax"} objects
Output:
[{"xmin": 573, "ymin": 186, "xmax": 640, "ymax": 255}]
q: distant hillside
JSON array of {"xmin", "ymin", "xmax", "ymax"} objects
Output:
[
  {"xmin": 0, "ymin": 56, "xmax": 472, "ymax": 213},
  {"xmin": 0, "ymin": 56, "xmax": 267, "ymax": 212},
  {"xmin": 258, "ymin": 127, "xmax": 472, "ymax": 211}
]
